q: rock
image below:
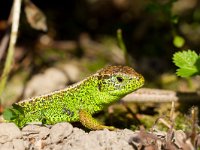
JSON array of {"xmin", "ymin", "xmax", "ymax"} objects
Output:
[
  {"xmin": 63, "ymin": 129, "xmax": 133, "ymax": 150},
  {"xmin": 22, "ymin": 124, "xmax": 50, "ymax": 149},
  {"xmin": 24, "ymin": 67, "xmax": 69, "ymax": 98},
  {"xmin": 34, "ymin": 139, "xmax": 43, "ymax": 150},
  {"xmin": 50, "ymin": 122, "xmax": 73, "ymax": 143},
  {"xmin": 0, "ymin": 123, "xmax": 21, "ymax": 144},
  {"xmin": 89, "ymin": 129, "xmax": 133, "ymax": 150},
  {"xmin": 50, "ymin": 143, "xmax": 64, "ymax": 150},
  {"xmin": 63, "ymin": 127, "xmax": 86, "ymax": 144},
  {"xmin": 61, "ymin": 63, "xmax": 81, "ymax": 83},
  {"xmin": 22, "ymin": 124, "xmax": 50, "ymax": 139},
  {"xmin": 42, "ymin": 136, "xmax": 51, "ymax": 146},
  {"xmin": 12, "ymin": 139, "xmax": 25, "ymax": 150},
  {"xmin": 39, "ymin": 126, "xmax": 50, "ymax": 139},
  {"xmin": 0, "ymin": 142, "xmax": 14, "ymax": 150},
  {"xmin": 22, "ymin": 140, "xmax": 30, "ymax": 150},
  {"xmin": 0, "ymin": 122, "xmax": 196, "ymax": 149},
  {"xmin": 116, "ymin": 129, "xmax": 139, "ymax": 142}
]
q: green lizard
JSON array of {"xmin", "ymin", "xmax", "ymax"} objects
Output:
[{"xmin": 3, "ymin": 66, "xmax": 144, "ymax": 130}]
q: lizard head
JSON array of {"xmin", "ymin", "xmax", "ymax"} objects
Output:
[{"xmin": 97, "ymin": 66, "xmax": 144, "ymax": 97}]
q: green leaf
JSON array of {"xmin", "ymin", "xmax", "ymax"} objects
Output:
[
  {"xmin": 3, "ymin": 104, "xmax": 24, "ymax": 121},
  {"xmin": 173, "ymin": 50, "xmax": 198, "ymax": 67},
  {"xmin": 3, "ymin": 108, "xmax": 17, "ymax": 121},
  {"xmin": 173, "ymin": 50, "xmax": 199, "ymax": 77},
  {"xmin": 176, "ymin": 67, "xmax": 198, "ymax": 77}
]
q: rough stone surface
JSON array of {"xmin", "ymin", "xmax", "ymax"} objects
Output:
[
  {"xmin": 22, "ymin": 124, "xmax": 50, "ymax": 140},
  {"xmin": 0, "ymin": 123, "xmax": 22, "ymax": 144},
  {"xmin": 24, "ymin": 67, "xmax": 69, "ymax": 98},
  {"xmin": 12, "ymin": 139, "xmax": 25, "ymax": 150},
  {"xmin": 0, "ymin": 122, "xmax": 197, "ymax": 150},
  {"xmin": 0, "ymin": 142, "xmax": 13, "ymax": 150},
  {"xmin": 50, "ymin": 122, "xmax": 73, "ymax": 143},
  {"xmin": 61, "ymin": 63, "xmax": 81, "ymax": 83}
]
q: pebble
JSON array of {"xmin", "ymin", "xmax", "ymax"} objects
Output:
[
  {"xmin": 12, "ymin": 139, "xmax": 25, "ymax": 150},
  {"xmin": 22, "ymin": 124, "xmax": 50, "ymax": 139},
  {"xmin": 0, "ymin": 142, "xmax": 13, "ymax": 150},
  {"xmin": 0, "ymin": 123, "xmax": 22, "ymax": 144},
  {"xmin": 50, "ymin": 122, "xmax": 73, "ymax": 143}
]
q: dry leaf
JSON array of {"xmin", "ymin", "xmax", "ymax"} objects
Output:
[{"xmin": 24, "ymin": 0, "xmax": 47, "ymax": 31}]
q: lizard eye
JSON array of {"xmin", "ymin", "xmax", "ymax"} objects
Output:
[{"xmin": 117, "ymin": 77, "xmax": 123, "ymax": 82}]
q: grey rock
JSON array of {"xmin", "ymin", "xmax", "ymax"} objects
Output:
[
  {"xmin": 63, "ymin": 134, "xmax": 97, "ymax": 150},
  {"xmin": 12, "ymin": 139, "xmax": 25, "ymax": 150},
  {"xmin": 22, "ymin": 125, "xmax": 50, "ymax": 149},
  {"xmin": 42, "ymin": 136, "xmax": 51, "ymax": 146},
  {"xmin": 61, "ymin": 63, "xmax": 81, "ymax": 83},
  {"xmin": 39, "ymin": 127, "xmax": 50, "ymax": 139},
  {"xmin": 62, "ymin": 128, "xmax": 88, "ymax": 150},
  {"xmin": 0, "ymin": 123, "xmax": 21, "ymax": 144},
  {"xmin": 22, "ymin": 140, "xmax": 30, "ymax": 149},
  {"xmin": 63, "ymin": 129, "xmax": 133, "ymax": 150},
  {"xmin": 89, "ymin": 129, "xmax": 133, "ymax": 150},
  {"xmin": 0, "ymin": 142, "xmax": 14, "ymax": 150},
  {"xmin": 63, "ymin": 127, "xmax": 86, "ymax": 142},
  {"xmin": 0, "ymin": 122, "xmax": 196, "ymax": 150},
  {"xmin": 53, "ymin": 143, "xmax": 65, "ymax": 150},
  {"xmin": 116, "ymin": 129, "xmax": 139, "ymax": 141},
  {"xmin": 50, "ymin": 122, "xmax": 73, "ymax": 143},
  {"xmin": 22, "ymin": 124, "xmax": 41, "ymax": 136},
  {"xmin": 22, "ymin": 124, "xmax": 50, "ymax": 139},
  {"xmin": 24, "ymin": 67, "xmax": 69, "ymax": 98},
  {"xmin": 43, "ymin": 143, "xmax": 66, "ymax": 150}
]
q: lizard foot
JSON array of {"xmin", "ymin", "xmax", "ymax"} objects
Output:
[{"xmin": 79, "ymin": 109, "xmax": 116, "ymax": 130}]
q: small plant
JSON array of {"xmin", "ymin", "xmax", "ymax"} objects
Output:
[{"xmin": 173, "ymin": 50, "xmax": 200, "ymax": 77}]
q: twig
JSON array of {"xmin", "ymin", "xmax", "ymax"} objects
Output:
[
  {"xmin": 122, "ymin": 88, "xmax": 200, "ymax": 103},
  {"xmin": 117, "ymin": 29, "xmax": 130, "ymax": 66},
  {"xmin": 170, "ymin": 101, "xmax": 175, "ymax": 121},
  {"xmin": 190, "ymin": 107, "xmax": 198, "ymax": 146},
  {"xmin": 0, "ymin": 3, "xmax": 14, "ymax": 60},
  {"xmin": 0, "ymin": 33, "xmax": 10, "ymax": 60},
  {"xmin": 0, "ymin": 0, "xmax": 22, "ymax": 96}
]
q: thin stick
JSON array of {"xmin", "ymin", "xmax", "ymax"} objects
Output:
[
  {"xmin": 117, "ymin": 29, "xmax": 130, "ymax": 66},
  {"xmin": 122, "ymin": 88, "xmax": 200, "ymax": 103},
  {"xmin": 0, "ymin": 0, "xmax": 22, "ymax": 96},
  {"xmin": 0, "ymin": 2, "xmax": 14, "ymax": 61},
  {"xmin": 170, "ymin": 101, "xmax": 175, "ymax": 121}
]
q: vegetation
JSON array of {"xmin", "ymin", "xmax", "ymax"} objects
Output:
[{"xmin": 0, "ymin": 0, "xmax": 200, "ymax": 148}]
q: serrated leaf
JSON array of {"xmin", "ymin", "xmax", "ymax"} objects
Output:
[
  {"xmin": 173, "ymin": 50, "xmax": 198, "ymax": 68},
  {"xmin": 173, "ymin": 50, "xmax": 200, "ymax": 77},
  {"xmin": 176, "ymin": 67, "xmax": 198, "ymax": 77}
]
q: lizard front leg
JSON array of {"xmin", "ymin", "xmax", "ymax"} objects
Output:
[{"xmin": 79, "ymin": 109, "xmax": 116, "ymax": 130}]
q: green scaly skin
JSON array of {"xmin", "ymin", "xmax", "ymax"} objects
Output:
[{"xmin": 3, "ymin": 66, "xmax": 144, "ymax": 130}]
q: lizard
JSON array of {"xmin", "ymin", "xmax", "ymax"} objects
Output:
[{"xmin": 3, "ymin": 65, "xmax": 144, "ymax": 130}]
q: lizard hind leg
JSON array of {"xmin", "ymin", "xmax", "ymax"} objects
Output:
[{"xmin": 79, "ymin": 109, "xmax": 116, "ymax": 130}]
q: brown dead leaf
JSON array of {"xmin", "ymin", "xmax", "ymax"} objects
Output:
[{"xmin": 24, "ymin": 0, "xmax": 47, "ymax": 31}]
